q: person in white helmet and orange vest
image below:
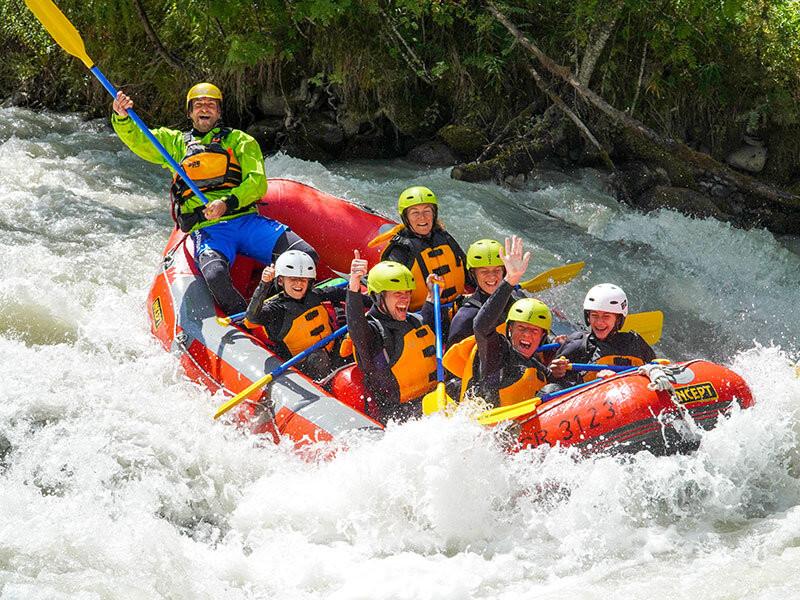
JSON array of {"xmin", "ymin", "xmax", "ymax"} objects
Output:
[
  {"xmin": 460, "ymin": 236, "xmax": 568, "ymax": 407},
  {"xmin": 345, "ymin": 251, "xmax": 443, "ymax": 424},
  {"xmin": 380, "ymin": 186, "xmax": 469, "ymax": 312},
  {"xmin": 244, "ymin": 250, "xmax": 365, "ymax": 379},
  {"xmin": 548, "ymin": 283, "xmax": 656, "ymax": 389},
  {"xmin": 111, "ymin": 83, "xmax": 315, "ymax": 315}
]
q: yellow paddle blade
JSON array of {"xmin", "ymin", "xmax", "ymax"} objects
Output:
[
  {"xmin": 214, "ymin": 373, "xmax": 273, "ymax": 419},
  {"xmin": 476, "ymin": 396, "xmax": 542, "ymax": 426},
  {"xmin": 421, "ymin": 382, "xmax": 456, "ymax": 415},
  {"xmin": 519, "ymin": 261, "xmax": 585, "ymax": 293},
  {"xmin": 367, "ymin": 224, "xmax": 404, "ymax": 248},
  {"xmin": 621, "ymin": 310, "xmax": 664, "ymax": 345},
  {"xmin": 25, "ymin": 0, "xmax": 94, "ymax": 68},
  {"xmin": 216, "ymin": 316, "xmax": 233, "ymax": 327}
]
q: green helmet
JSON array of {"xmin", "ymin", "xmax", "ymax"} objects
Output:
[
  {"xmin": 367, "ymin": 261, "xmax": 416, "ymax": 294},
  {"xmin": 506, "ymin": 298, "xmax": 552, "ymax": 333},
  {"xmin": 398, "ymin": 186, "xmax": 438, "ymax": 215},
  {"xmin": 466, "ymin": 239, "xmax": 504, "ymax": 269}
]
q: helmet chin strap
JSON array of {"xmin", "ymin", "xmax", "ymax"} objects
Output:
[{"xmin": 373, "ymin": 292, "xmax": 389, "ymax": 315}]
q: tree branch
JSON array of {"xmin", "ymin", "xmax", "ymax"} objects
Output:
[
  {"xmin": 132, "ymin": 0, "xmax": 197, "ymax": 76},
  {"xmin": 486, "ymin": 1, "xmax": 799, "ymax": 210},
  {"xmin": 577, "ymin": 1, "xmax": 623, "ymax": 86}
]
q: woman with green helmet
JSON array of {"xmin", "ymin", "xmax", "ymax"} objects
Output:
[
  {"xmin": 379, "ymin": 186, "xmax": 469, "ymax": 312},
  {"xmin": 459, "ymin": 236, "xmax": 567, "ymax": 407},
  {"xmin": 344, "ymin": 250, "xmax": 442, "ymax": 424},
  {"xmin": 447, "ymin": 238, "xmax": 528, "ymax": 345}
]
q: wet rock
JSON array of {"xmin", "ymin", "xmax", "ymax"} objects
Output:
[
  {"xmin": 634, "ymin": 185, "xmax": 732, "ymax": 221},
  {"xmin": 1, "ymin": 91, "xmax": 29, "ymax": 108},
  {"xmin": 615, "ymin": 161, "xmax": 671, "ymax": 197},
  {"xmin": 341, "ymin": 116, "xmax": 401, "ymax": 159},
  {"xmin": 710, "ymin": 184, "xmax": 731, "ymax": 198},
  {"xmin": 437, "ymin": 124, "xmax": 485, "ymax": 159},
  {"xmin": 726, "ymin": 144, "xmax": 767, "ymax": 173},
  {"xmin": 302, "ymin": 116, "xmax": 346, "ymax": 153},
  {"xmin": 245, "ymin": 117, "xmax": 285, "ymax": 151},
  {"xmin": 281, "ymin": 136, "xmax": 334, "ymax": 162},
  {"xmin": 257, "ymin": 93, "xmax": 287, "ymax": 117},
  {"xmin": 406, "ymin": 141, "xmax": 459, "ymax": 166}
]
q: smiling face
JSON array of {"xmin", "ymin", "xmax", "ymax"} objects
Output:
[
  {"xmin": 509, "ymin": 321, "xmax": 546, "ymax": 359},
  {"xmin": 383, "ymin": 289, "xmax": 413, "ymax": 320},
  {"xmin": 279, "ymin": 276, "xmax": 310, "ymax": 300},
  {"xmin": 473, "ymin": 265, "xmax": 504, "ymax": 295},
  {"xmin": 404, "ymin": 205, "xmax": 435, "ymax": 237},
  {"xmin": 587, "ymin": 310, "xmax": 620, "ymax": 341},
  {"xmin": 188, "ymin": 97, "xmax": 222, "ymax": 133}
]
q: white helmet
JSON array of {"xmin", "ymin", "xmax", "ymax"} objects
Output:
[
  {"xmin": 275, "ymin": 250, "xmax": 316, "ymax": 279},
  {"xmin": 583, "ymin": 283, "xmax": 628, "ymax": 324}
]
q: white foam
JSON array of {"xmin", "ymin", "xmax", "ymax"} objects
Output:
[{"xmin": 3, "ymin": 107, "xmax": 800, "ymax": 597}]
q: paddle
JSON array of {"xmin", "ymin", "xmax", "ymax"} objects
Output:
[
  {"xmin": 25, "ymin": 0, "xmax": 209, "ymax": 205},
  {"xmin": 620, "ymin": 310, "xmax": 663, "ymax": 345},
  {"xmin": 568, "ymin": 363, "xmax": 635, "ymax": 373},
  {"xmin": 213, "ymin": 325, "xmax": 348, "ymax": 419},
  {"xmin": 519, "ymin": 261, "xmax": 585, "ymax": 294},
  {"xmin": 216, "ymin": 279, "xmax": 349, "ymax": 327},
  {"xmin": 421, "ymin": 283, "xmax": 456, "ymax": 415},
  {"xmin": 367, "ymin": 224, "xmax": 404, "ymax": 248},
  {"xmin": 476, "ymin": 366, "xmax": 640, "ymax": 425}
]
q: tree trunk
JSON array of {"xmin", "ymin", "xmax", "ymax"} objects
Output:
[
  {"xmin": 577, "ymin": 2, "xmax": 622, "ymax": 86},
  {"xmin": 451, "ymin": 3, "xmax": 800, "ymax": 234},
  {"xmin": 132, "ymin": 0, "xmax": 197, "ymax": 76}
]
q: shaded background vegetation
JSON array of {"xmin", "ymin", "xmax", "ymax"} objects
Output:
[{"xmin": 1, "ymin": 0, "xmax": 798, "ymax": 184}]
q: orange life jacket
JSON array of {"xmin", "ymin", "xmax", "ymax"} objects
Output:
[
  {"xmin": 381, "ymin": 228, "xmax": 467, "ymax": 310},
  {"xmin": 170, "ymin": 128, "xmax": 243, "ymax": 201},
  {"xmin": 460, "ymin": 341, "xmax": 547, "ymax": 406},
  {"xmin": 259, "ymin": 290, "xmax": 336, "ymax": 358},
  {"xmin": 349, "ymin": 315, "xmax": 438, "ymax": 403}
]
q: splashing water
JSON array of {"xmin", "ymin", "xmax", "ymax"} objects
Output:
[{"xmin": 1, "ymin": 106, "xmax": 799, "ymax": 599}]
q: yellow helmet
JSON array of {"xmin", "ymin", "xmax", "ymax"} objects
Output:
[
  {"xmin": 186, "ymin": 82, "xmax": 223, "ymax": 111},
  {"xmin": 506, "ymin": 298, "xmax": 552, "ymax": 333},
  {"xmin": 466, "ymin": 239, "xmax": 504, "ymax": 269},
  {"xmin": 397, "ymin": 186, "xmax": 438, "ymax": 215},
  {"xmin": 367, "ymin": 261, "xmax": 416, "ymax": 294}
]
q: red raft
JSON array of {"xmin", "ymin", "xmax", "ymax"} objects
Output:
[
  {"xmin": 146, "ymin": 179, "xmax": 395, "ymax": 445},
  {"xmin": 507, "ymin": 360, "xmax": 754, "ymax": 455},
  {"xmin": 146, "ymin": 178, "xmax": 754, "ymax": 454}
]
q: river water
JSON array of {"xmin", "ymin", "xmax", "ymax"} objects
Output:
[{"xmin": 1, "ymin": 106, "xmax": 799, "ymax": 599}]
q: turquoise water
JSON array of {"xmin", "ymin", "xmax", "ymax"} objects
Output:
[{"xmin": 1, "ymin": 106, "xmax": 799, "ymax": 599}]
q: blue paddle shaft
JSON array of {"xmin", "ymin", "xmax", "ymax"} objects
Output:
[
  {"xmin": 570, "ymin": 363, "xmax": 633, "ymax": 373},
  {"xmin": 433, "ymin": 283, "xmax": 444, "ymax": 382},
  {"xmin": 271, "ymin": 325, "xmax": 348, "ymax": 378},
  {"xmin": 90, "ymin": 66, "xmax": 209, "ymax": 205}
]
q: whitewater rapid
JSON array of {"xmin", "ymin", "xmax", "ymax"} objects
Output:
[{"xmin": 1, "ymin": 106, "xmax": 799, "ymax": 599}]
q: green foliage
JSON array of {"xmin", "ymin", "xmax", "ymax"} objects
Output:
[{"xmin": 1, "ymin": 0, "xmax": 798, "ymax": 179}]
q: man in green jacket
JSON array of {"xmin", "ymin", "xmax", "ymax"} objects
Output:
[{"xmin": 112, "ymin": 82, "xmax": 315, "ymax": 314}]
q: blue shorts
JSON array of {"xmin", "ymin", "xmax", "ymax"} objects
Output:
[{"xmin": 193, "ymin": 213, "xmax": 288, "ymax": 265}]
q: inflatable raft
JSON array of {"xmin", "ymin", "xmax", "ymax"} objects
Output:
[
  {"xmin": 146, "ymin": 179, "xmax": 395, "ymax": 445},
  {"xmin": 507, "ymin": 360, "xmax": 754, "ymax": 455},
  {"xmin": 146, "ymin": 178, "xmax": 754, "ymax": 454}
]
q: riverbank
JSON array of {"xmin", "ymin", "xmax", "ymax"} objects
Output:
[{"xmin": 4, "ymin": 0, "xmax": 798, "ymax": 232}]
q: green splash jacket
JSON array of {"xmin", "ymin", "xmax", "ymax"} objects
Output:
[{"xmin": 111, "ymin": 114, "xmax": 267, "ymax": 232}]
